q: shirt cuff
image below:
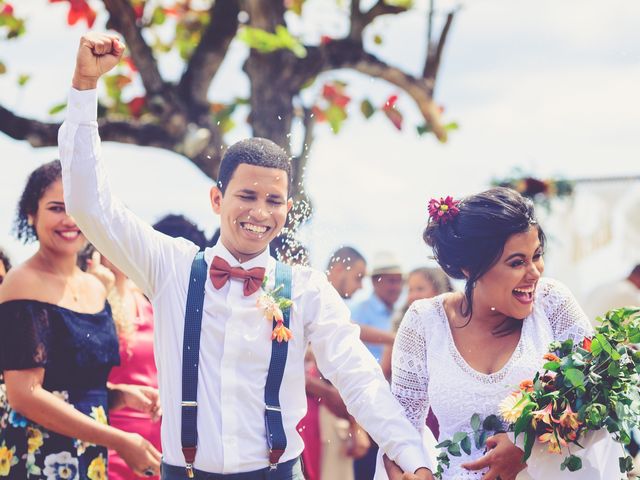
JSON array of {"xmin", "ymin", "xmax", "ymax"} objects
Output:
[
  {"xmin": 394, "ymin": 448, "xmax": 432, "ymax": 476},
  {"xmin": 67, "ymin": 87, "xmax": 98, "ymax": 124}
]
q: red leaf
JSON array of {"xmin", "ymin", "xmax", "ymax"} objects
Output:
[
  {"xmin": 320, "ymin": 35, "xmax": 332, "ymax": 45},
  {"xmin": 311, "ymin": 105, "xmax": 326, "ymax": 122},
  {"xmin": 322, "ymin": 83, "xmax": 338, "ymax": 102},
  {"xmin": 383, "ymin": 94, "xmax": 398, "ymax": 110},
  {"xmin": 1, "ymin": 3, "xmax": 14, "ymax": 15},
  {"xmin": 128, "ymin": 96, "xmax": 146, "ymax": 118},
  {"xmin": 133, "ymin": 4, "xmax": 144, "ymax": 19},
  {"xmin": 64, "ymin": 0, "xmax": 97, "ymax": 28},
  {"xmin": 124, "ymin": 56, "xmax": 138, "ymax": 72},
  {"xmin": 383, "ymin": 107, "xmax": 403, "ymax": 130}
]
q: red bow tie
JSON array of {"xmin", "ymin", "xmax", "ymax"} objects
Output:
[{"xmin": 209, "ymin": 256, "xmax": 266, "ymax": 296}]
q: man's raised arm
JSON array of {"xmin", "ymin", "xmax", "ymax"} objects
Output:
[{"xmin": 59, "ymin": 33, "xmax": 197, "ymax": 298}]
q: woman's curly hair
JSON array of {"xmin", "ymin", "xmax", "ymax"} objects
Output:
[{"xmin": 14, "ymin": 160, "xmax": 62, "ymax": 243}]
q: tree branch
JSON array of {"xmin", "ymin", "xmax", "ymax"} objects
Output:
[
  {"xmin": 102, "ymin": 0, "xmax": 166, "ymax": 96},
  {"xmin": 423, "ymin": 9, "xmax": 456, "ymax": 92},
  {"xmin": 0, "ymin": 105, "xmax": 59, "ymax": 147},
  {"xmin": 178, "ymin": 0, "xmax": 240, "ymax": 105},
  {"xmin": 350, "ymin": 0, "xmax": 406, "ymax": 40},
  {"xmin": 297, "ymin": 40, "xmax": 447, "ymax": 140},
  {"xmin": 1, "ymin": 104, "xmax": 177, "ymax": 153}
]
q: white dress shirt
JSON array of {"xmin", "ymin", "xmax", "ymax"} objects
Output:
[{"xmin": 58, "ymin": 88, "xmax": 430, "ymax": 474}]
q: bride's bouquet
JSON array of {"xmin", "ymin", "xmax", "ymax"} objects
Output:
[{"xmin": 435, "ymin": 307, "xmax": 640, "ymax": 478}]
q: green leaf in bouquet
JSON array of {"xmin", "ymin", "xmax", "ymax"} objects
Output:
[
  {"xmin": 560, "ymin": 454, "xmax": 582, "ymax": 471},
  {"xmin": 447, "ymin": 443, "xmax": 461, "ymax": 457},
  {"xmin": 474, "ymin": 430, "xmax": 489, "ymax": 449},
  {"xmin": 435, "ymin": 439, "xmax": 452, "ymax": 448},
  {"xmin": 452, "ymin": 431, "xmax": 467, "ymax": 443},
  {"xmin": 460, "ymin": 435, "xmax": 472, "ymax": 455},
  {"xmin": 564, "ymin": 368, "xmax": 585, "ymax": 388},
  {"xmin": 607, "ymin": 361, "xmax": 621, "ymax": 377},
  {"xmin": 470, "ymin": 413, "xmax": 481, "ymax": 431},
  {"xmin": 522, "ymin": 430, "xmax": 535, "ymax": 463},
  {"xmin": 482, "ymin": 414, "xmax": 503, "ymax": 432},
  {"xmin": 619, "ymin": 455, "xmax": 634, "ymax": 473},
  {"xmin": 594, "ymin": 333, "xmax": 620, "ymax": 360},
  {"xmin": 543, "ymin": 361, "xmax": 560, "ymax": 371}
]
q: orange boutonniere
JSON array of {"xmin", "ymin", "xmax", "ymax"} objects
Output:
[{"xmin": 257, "ymin": 280, "xmax": 294, "ymax": 343}]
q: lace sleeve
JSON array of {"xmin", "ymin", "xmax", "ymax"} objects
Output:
[
  {"xmin": 391, "ymin": 301, "xmax": 430, "ymax": 430},
  {"xmin": 0, "ymin": 301, "xmax": 52, "ymax": 371},
  {"xmin": 539, "ymin": 278, "xmax": 594, "ymax": 343}
]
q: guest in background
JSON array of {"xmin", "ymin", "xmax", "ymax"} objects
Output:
[
  {"xmin": 583, "ymin": 264, "xmax": 640, "ymax": 325},
  {"xmin": 152, "ymin": 214, "xmax": 207, "ymax": 251},
  {"xmin": 83, "ymin": 247, "xmax": 162, "ymax": 480},
  {"xmin": 351, "ymin": 251, "xmax": 404, "ymax": 479}
]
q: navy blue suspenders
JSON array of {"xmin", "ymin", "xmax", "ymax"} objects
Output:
[
  {"xmin": 180, "ymin": 253, "xmax": 292, "ymax": 477},
  {"xmin": 264, "ymin": 261, "xmax": 292, "ymax": 469}
]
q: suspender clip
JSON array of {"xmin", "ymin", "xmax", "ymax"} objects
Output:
[{"xmin": 185, "ymin": 464, "xmax": 195, "ymax": 478}]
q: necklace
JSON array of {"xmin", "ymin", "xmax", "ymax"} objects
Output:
[{"xmin": 35, "ymin": 252, "xmax": 80, "ymax": 303}]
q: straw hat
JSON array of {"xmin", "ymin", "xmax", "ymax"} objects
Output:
[{"xmin": 369, "ymin": 251, "xmax": 403, "ymax": 276}]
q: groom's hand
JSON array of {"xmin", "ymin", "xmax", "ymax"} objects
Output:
[
  {"xmin": 72, "ymin": 32, "xmax": 124, "ymax": 90},
  {"xmin": 402, "ymin": 467, "xmax": 434, "ymax": 480}
]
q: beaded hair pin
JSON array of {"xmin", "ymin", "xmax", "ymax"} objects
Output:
[{"xmin": 428, "ymin": 196, "xmax": 460, "ymax": 224}]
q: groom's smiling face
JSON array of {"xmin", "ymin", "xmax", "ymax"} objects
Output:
[{"xmin": 210, "ymin": 163, "xmax": 292, "ymax": 261}]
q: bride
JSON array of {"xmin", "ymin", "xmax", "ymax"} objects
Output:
[{"xmin": 378, "ymin": 188, "xmax": 620, "ymax": 480}]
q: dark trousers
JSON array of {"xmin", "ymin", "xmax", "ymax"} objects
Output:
[
  {"xmin": 353, "ymin": 440, "xmax": 378, "ymax": 480},
  {"xmin": 161, "ymin": 458, "xmax": 303, "ymax": 480}
]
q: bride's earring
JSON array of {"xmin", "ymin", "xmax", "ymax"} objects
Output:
[{"xmin": 490, "ymin": 307, "xmax": 496, "ymax": 311}]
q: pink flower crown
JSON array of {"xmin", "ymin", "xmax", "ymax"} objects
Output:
[{"xmin": 428, "ymin": 196, "xmax": 461, "ymax": 224}]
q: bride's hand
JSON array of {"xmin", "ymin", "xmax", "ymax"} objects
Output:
[{"xmin": 461, "ymin": 432, "xmax": 526, "ymax": 480}]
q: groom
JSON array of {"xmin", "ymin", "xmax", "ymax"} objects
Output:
[{"xmin": 60, "ymin": 32, "xmax": 434, "ymax": 480}]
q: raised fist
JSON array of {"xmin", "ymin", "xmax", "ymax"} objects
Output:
[{"xmin": 72, "ymin": 32, "xmax": 124, "ymax": 90}]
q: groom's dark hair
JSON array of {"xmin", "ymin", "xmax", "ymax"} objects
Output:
[{"xmin": 216, "ymin": 138, "xmax": 292, "ymax": 196}]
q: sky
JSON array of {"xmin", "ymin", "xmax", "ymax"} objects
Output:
[{"xmin": 1, "ymin": 0, "xmax": 639, "ymax": 303}]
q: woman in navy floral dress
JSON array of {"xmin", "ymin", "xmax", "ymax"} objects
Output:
[{"xmin": 0, "ymin": 161, "xmax": 161, "ymax": 479}]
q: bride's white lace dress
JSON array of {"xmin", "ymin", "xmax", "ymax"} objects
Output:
[{"xmin": 375, "ymin": 278, "xmax": 621, "ymax": 480}]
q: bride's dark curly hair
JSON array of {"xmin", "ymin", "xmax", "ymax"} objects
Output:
[
  {"xmin": 423, "ymin": 187, "xmax": 545, "ymax": 322},
  {"xmin": 14, "ymin": 160, "xmax": 62, "ymax": 243}
]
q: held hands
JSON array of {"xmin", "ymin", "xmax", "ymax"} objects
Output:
[
  {"xmin": 111, "ymin": 384, "xmax": 162, "ymax": 422},
  {"xmin": 383, "ymin": 455, "xmax": 434, "ymax": 480},
  {"xmin": 461, "ymin": 433, "xmax": 527, "ymax": 480},
  {"xmin": 73, "ymin": 32, "xmax": 124, "ymax": 90},
  {"xmin": 115, "ymin": 431, "xmax": 162, "ymax": 477}
]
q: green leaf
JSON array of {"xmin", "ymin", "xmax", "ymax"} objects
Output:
[
  {"xmin": 619, "ymin": 455, "xmax": 634, "ymax": 473},
  {"xmin": 17, "ymin": 73, "xmax": 30, "ymax": 86},
  {"xmin": 0, "ymin": 61, "xmax": 6, "ymax": 75},
  {"xmin": 447, "ymin": 443, "xmax": 461, "ymax": 457},
  {"xmin": 452, "ymin": 432, "xmax": 467, "ymax": 443},
  {"xmin": 416, "ymin": 123, "xmax": 432, "ymax": 136},
  {"xmin": 435, "ymin": 439, "xmax": 452, "ymax": 449},
  {"xmin": 383, "ymin": 0, "xmax": 413, "ymax": 8},
  {"xmin": 360, "ymin": 99, "xmax": 375, "ymax": 119},
  {"xmin": 238, "ymin": 25, "xmax": 307, "ymax": 58},
  {"xmin": 543, "ymin": 361, "xmax": 560, "ymax": 371},
  {"xmin": 470, "ymin": 413, "xmax": 481, "ymax": 431},
  {"xmin": 564, "ymin": 368, "xmax": 585, "ymax": 388},
  {"xmin": 560, "ymin": 455, "xmax": 582, "ymax": 472},
  {"xmin": 460, "ymin": 435, "xmax": 471, "ymax": 455},
  {"xmin": 48, "ymin": 102, "xmax": 67, "ymax": 115},
  {"xmin": 444, "ymin": 121, "xmax": 459, "ymax": 131},
  {"xmin": 482, "ymin": 414, "xmax": 503, "ymax": 432},
  {"xmin": 523, "ymin": 430, "xmax": 535, "ymax": 462},
  {"xmin": 325, "ymin": 104, "xmax": 347, "ymax": 134}
]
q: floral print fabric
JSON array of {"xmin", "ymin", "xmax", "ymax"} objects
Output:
[{"xmin": 0, "ymin": 300, "xmax": 119, "ymax": 478}]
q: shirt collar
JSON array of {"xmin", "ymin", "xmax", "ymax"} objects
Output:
[{"xmin": 205, "ymin": 241, "xmax": 272, "ymax": 271}]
